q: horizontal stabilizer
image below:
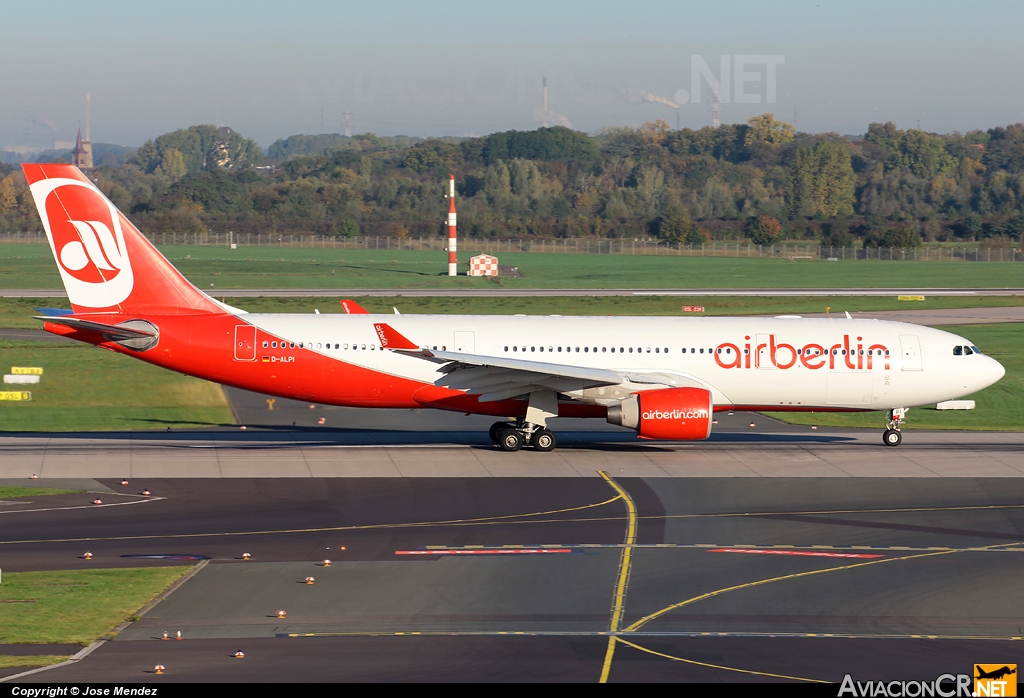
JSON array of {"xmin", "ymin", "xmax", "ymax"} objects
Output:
[
  {"xmin": 36, "ymin": 316, "xmax": 156, "ymax": 339},
  {"xmin": 34, "ymin": 307, "xmax": 74, "ymax": 317}
]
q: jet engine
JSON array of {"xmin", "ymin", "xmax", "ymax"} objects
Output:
[{"xmin": 606, "ymin": 387, "xmax": 714, "ymax": 440}]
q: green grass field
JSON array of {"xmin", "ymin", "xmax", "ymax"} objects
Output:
[
  {"xmin": 766, "ymin": 323, "xmax": 1023, "ymax": 430},
  {"xmin": 0, "ymin": 567, "xmax": 191, "ymax": 645},
  {"xmin": 0, "ymin": 487, "xmax": 78, "ymax": 498},
  {"xmin": 0, "ymin": 340, "xmax": 233, "ymax": 431},
  {"xmin": 0, "ymin": 655, "xmax": 70, "ymax": 669},
  {"xmin": 3, "ymin": 243, "xmax": 1024, "ymax": 290}
]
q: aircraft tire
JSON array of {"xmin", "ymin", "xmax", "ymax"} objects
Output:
[
  {"xmin": 883, "ymin": 428, "xmax": 902, "ymax": 447},
  {"xmin": 498, "ymin": 428, "xmax": 524, "ymax": 452},
  {"xmin": 489, "ymin": 422, "xmax": 511, "ymax": 444},
  {"xmin": 532, "ymin": 429, "xmax": 557, "ymax": 452}
]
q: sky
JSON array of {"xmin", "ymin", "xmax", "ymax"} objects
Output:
[{"xmin": 2, "ymin": 0, "xmax": 1023, "ymax": 149}]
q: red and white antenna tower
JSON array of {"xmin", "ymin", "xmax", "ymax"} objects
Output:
[
  {"xmin": 711, "ymin": 81, "xmax": 721, "ymax": 129},
  {"xmin": 447, "ymin": 175, "xmax": 457, "ymax": 276}
]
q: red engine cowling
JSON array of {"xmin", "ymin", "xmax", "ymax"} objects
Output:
[{"xmin": 607, "ymin": 387, "xmax": 713, "ymax": 441}]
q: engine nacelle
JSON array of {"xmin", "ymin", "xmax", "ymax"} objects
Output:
[{"xmin": 607, "ymin": 387, "xmax": 713, "ymax": 440}]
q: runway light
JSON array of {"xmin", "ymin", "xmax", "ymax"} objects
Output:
[
  {"xmin": 176, "ymin": 631, "xmax": 182, "ymax": 640},
  {"xmin": 142, "ymin": 489, "xmax": 151, "ymax": 496},
  {"xmin": 234, "ymin": 650, "xmax": 245, "ymax": 659},
  {"xmin": 154, "ymin": 665, "xmax": 165, "ymax": 675},
  {"xmin": 712, "ymin": 420, "xmax": 718, "ymax": 424},
  {"xmin": 340, "ymin": 546, "xmax": 346, "ymax": 551},
  {"xmin": 305, "ymin": 576, "xmax": 315, "ymax": 584},
  {"xmin": 811, "ymin": 426, "xmax": 817, "ymax": 430},
  {"xmin": 323, "ymin": 559, "xmax": 331, "ymax": 567},
  {"xmin": 93, "ymin": 498, "xmax": 103, "ymax": 505},
  {"xmin": 318, "ymin": 417, "xmax": 325, "ymax": 425},
  {"xmin": 240, "ymin": 426, "xmax": 247, "ymax": 430},
  {"xmin": 276, "ymin": 610, "xmax": 287, "ymax": 618},
  {"xmin": 30, "ymin": 473, "xmax": 37, "ymax": 479},
  {"xmin": 162, "ymin": 631, "xmax": 169, "ymax": 641},
  {"xmin": 309, "ymin": 405, "xmax": 315, "ymax": 409},
  {"xmin": 84, "ymin": 552, "xmax": 93, "ymax": 560},
  {"xmin": 242, "ymin": 552, "xmax": 251, "ymax": 560},
  {"xmin": 120, "ymin": 479, "xmax": 128, "ymax": 486},
  {"xmin": 749, "ymin": 422, "xmax": 756, "ymax": 428}
]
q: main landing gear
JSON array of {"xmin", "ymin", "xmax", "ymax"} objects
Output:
[
  {"xmin": 489, "ymin": 421, "xmax": 557, "ymax": 452},
  {"xmin": 882, "ymin": 408, "xmax": 907, "ymax": 447}
]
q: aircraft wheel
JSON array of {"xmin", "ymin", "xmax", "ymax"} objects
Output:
[
  {"xmin": 882, "ymin": 429, "xmax": 902, "ymax": 447},
  {"xmin": 489, "ymin": 421, "xmax": 511, "ymax": 444},
  {"xmin": 498, "ymin": 428, "xmax": 524, "ymax": 452},
  {"xmin": 532, "ymin": 429, "xmax": 557, "ymax": 452}
]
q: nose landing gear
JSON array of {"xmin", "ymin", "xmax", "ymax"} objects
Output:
[{"xmin": 882, "ymin": 408, "xmax": 907, "ymax": 447}]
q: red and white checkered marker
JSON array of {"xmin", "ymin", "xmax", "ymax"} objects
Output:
[{"xmin": 469, "ymin": 254, "xmax": 498, "ymax": 277}]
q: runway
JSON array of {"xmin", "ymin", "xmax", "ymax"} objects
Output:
[
  {"xmin": 1, "ymin": 476, "xmax": 1022, "ymax": 682},
  {"xmin": 4, "ymin": 287, "xmax": 1024, "ymax": 298}
]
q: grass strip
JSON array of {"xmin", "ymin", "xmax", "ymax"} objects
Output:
[
  {"xmin": 0, "ymin": 487, "xmax": 78, "ymax": 499},
  {"xmin": 4, "ymin": 243, "xmax": 1024, "ymax": 291},
  {"xmin": 0, "ymin": 655, "xmax": 71, "ymax": 669},
  {"xmin": 0, "ymin": 567, "xmax": 191, "ymax": 645},
  {"xmin": 0, "ymin": 340, "xmax": 233, "ymax": 431}
]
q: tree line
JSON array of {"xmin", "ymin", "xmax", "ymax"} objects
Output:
[{"xmin": 2, "ymin": 117, "xmax": 1024, "ymax": 246}]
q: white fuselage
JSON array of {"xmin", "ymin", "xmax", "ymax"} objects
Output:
[{"xmin": 242, "ymin": 314, "xmax": 1005, "ymax": 411}]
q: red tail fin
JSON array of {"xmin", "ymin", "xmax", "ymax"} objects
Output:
[{"xmin": 22, "ymin": 164, "xmax": 224, "ymax": 316}]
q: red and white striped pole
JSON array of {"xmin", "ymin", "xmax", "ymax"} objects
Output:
[{"xmin": 447, "ymin": 174, "xmax": 457, "ymax": 276}]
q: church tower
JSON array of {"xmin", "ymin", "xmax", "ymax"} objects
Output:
[
  {"xmin": 69, "ymin": 127, "xmax": 93, "ymax": 169},
  {"xmin": 70, "ymin": 93, "xmax": 93, "ymax": 169}
]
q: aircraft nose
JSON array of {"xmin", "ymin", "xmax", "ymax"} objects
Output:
[{"xmin": 982, "ymin": 356, "xmax": 1005, "ymax": 387}]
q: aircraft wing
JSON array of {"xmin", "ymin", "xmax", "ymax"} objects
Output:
[{"xmin": 374, "ymin": 322, "xmax": 623, "ymax": 402}]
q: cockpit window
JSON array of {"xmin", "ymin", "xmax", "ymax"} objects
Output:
[
  {"xmin": 953, "ymin": 346, "xmax": 963, "ymax": 356},
  {"xmin": 971, "ymin": 345, "xmax": 982, "ymax": 355},
  {"xmin": 963, "ymin": 346, "xmax": 974, "ymax": 355}
]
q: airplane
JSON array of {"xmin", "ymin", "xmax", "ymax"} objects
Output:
[{"xmin": 21, "ymin": 164, "xmax": 1005, "ymax": 452}]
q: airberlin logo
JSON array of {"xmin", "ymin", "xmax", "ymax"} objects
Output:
[
  {"xmin": 29, "ymin": 178, "xmax": 134, "ymax": 308},
  {"xmin": 643, "ymin": 409, "xmax": 710, "ymax": 420},
  {"xmin": 60, "ymin": 220, "xmax": 126, "ymax": 279},
  {"xmin": 715, "ymin": 334, "xmax": 891, "ymax": 371}
]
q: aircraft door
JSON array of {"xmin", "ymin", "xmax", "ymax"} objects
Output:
[
  {"xmin": 899, "ymin": 334, "xmax": 922, "ymax": 371},
  {"xmin": 234, "ymin": 325, "xmax": 257, "ymax": 361},
  {"xmin": 454, "ymin": 331, "xmax": 475, "ymax": 353}
]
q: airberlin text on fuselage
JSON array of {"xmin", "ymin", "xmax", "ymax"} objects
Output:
[{"xmin": 715, "ymin": 334, "xmax": 891, "ymax": 371}]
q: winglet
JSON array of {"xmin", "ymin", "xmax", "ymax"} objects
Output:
[
  {"xmin": 373, "ymin": 323, "xmax": 420, "ymax": 350},
  {"xmin": 340, "ymin": 299, "xmax": 369, "ymax": 314}
]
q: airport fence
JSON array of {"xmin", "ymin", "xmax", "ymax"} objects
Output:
[{"xmin": 1, "ymin": 230, "xmax": 1022, "ymax": 262}]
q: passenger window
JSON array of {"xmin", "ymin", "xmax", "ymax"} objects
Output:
[
  {"xmin": 558, "ymin": 347, "xmax": 562, "ymax": 352},
  {"xmin": 539, "ymin": 347, "xmax": 544, "ymax": 352},
  {"xmin": 700, "ymin": 348, "xmax": 704, "ymax": 354},
  {"xmin": 628, "ymin": 348, "xmax": 633, "ymax": 353},
  {"xmin": 584, "ymin": 347, "xmax": 589, "ymax": 352},
  {"xmin": 504, "ymin": 346, "xmax": 508, "ymax": 352},
  {"xmin": 361, "ymin": 344, "xmax": 366, "ymax": 350},
  {"xmin": 513, "ymin": 346, "xmax": 517, "ymax": 352},
  {"xmin": 316, "ymin": 343, "xmax": 321, "ymax": 349},
  {"xmin": 575, "ymin": 347, "xmax": 580, "ymax": 352},
  {"xmin": 343, "ymin": 344, "xmax": 348, "ymax": 350},
  {"xmin": 271, "ymin": 341, "xmax": 277, "ymax": 348}
]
